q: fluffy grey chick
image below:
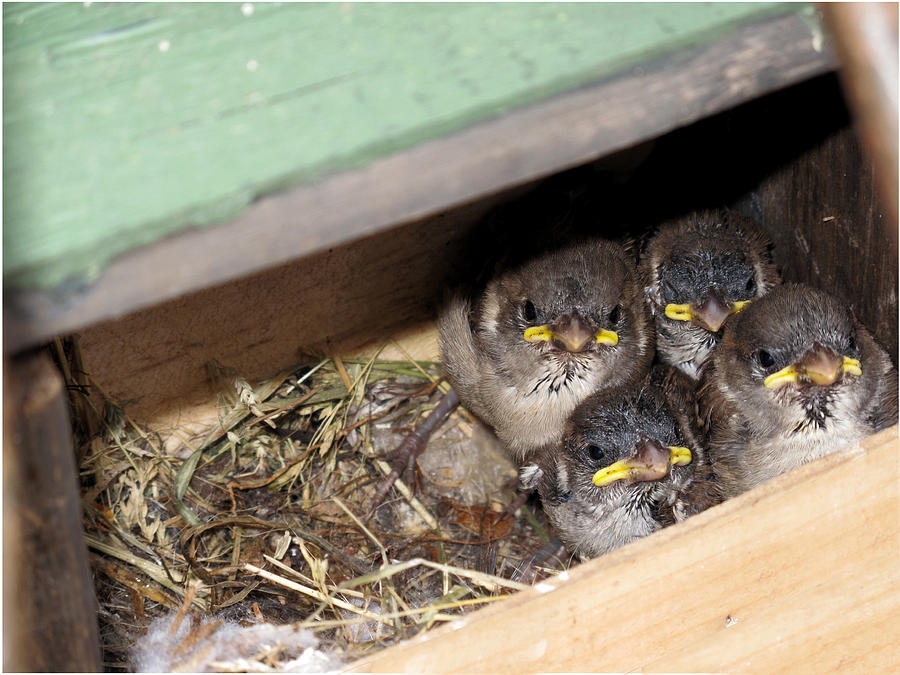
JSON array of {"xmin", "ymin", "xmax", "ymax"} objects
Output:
[
  {"xmin": 520, "ymin": 367, "xmax": 719, "ymax": 560},
  {"xmin": 439, "ymin": 238, "xmax": 654, "ymax": 462},
  {"xmin": 641, "ymin": 209, "xmax": 780, "ymax": 379},
  {"xmin": 699, "ymin": 282, "xmax": 898, "ymax": 497}
]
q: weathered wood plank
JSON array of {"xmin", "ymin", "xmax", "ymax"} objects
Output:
[
  {"xmin": 3, "ymin": 2, "xmax": 798, "ymax": 292},
  {"xmin": 4, "ymin": 8, "xmax": 835, "ymax": 353},
  {"xmin": 348, "ymin": 426, "xmax": 900, "ymax": 673},
  {"xmin": 3, "ymin": 351, "xmax": 102, "ymax": 671},
  {"xmin": 822, "ymin": 2, "xmax": 899, "ymax": 230}
]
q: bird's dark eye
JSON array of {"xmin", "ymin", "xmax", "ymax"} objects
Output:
[
  {"xmin": 608, "ymin": 305, "xmax": 621, "ymax": 324},
  {"xmin": 522, "ymin": 300, "xmax": 537, "ymax": 322},
  {"xmin": 587, "ymin": 445, "xmax": 604, "ymax": 461},
  {"xmin": 754, "ymin": 349, "xmax": 775, "ymax": 369},
  {"xmin": 847, "ymin": 334, "xmax": 858, "ymax": 354},
  {"xmin": 745, "ymin": 276, "xmax": 757, "ymax": 295}
]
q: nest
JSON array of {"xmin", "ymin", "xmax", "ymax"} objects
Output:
[{"xmin": 58, "ymin": 337, "xmax": 567, "ymax": 671}]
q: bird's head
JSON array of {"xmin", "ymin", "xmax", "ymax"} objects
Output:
[
  {"xmin": 520, "ymin": 378, "xmax": 696, "ymax": 558},
  {"xmin": 642, "ymin": 210, "xmax": 779, "ymax": 341},
  {"xmin": 477, "ymin": 238, "xmax": 652, "ymax": 391},
  {"xmin": 522, "ymin": 380, "xmax": 694, "ymax": 506},
  {"xmin": 713, "ymin": 283, "xmax": 866, "ymax": 430}
]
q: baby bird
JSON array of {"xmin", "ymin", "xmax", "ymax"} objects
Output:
[
  {"xmin": 640, "ymin": 209, "xmax": 780, "ymax": 379},
  {"xmin": 439, "ymin": 238, "xmax": 654, "ymax": 461},
  {"xmin": 520, "ymin": 367, "xmax": 719, "ymax": 560},
  {"xmin": 699, "ymin": 283, "xmax": 898, "ymax": 497}
]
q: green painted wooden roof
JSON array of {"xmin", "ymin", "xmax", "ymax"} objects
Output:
[{"xmin": 4, "ymin": 2, "xmax": 802, "ymax": 291}]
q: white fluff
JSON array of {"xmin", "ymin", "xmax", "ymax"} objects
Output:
[{"xmin": 131, "ymin": 613, "xmax": 343, "ymax": 673}]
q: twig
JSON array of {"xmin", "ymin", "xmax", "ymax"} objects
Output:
[
  {"xmin": 243, "ymin": 564, "xmax": 394, "ymax": 625},
  {"xmin": 331, "ymin": 354, "xmax": 353, "ymax": 392},
  {"xmin": 285, "ymin": 517, "xmax": 375, "ymax": 577},
  {"xmin": 300, "ymin": 594, "xmax": 513, "ymax": 630},
  {"xmin": 338, "ymin": 557, "xmax": 531, "ymax": 594},
  {"xmin": 332, "ymin": 496, "xmax": 388, "ymax": 568},
  {"xmin": 261, "ymin": 554, "xmax": 366, "ymax": 600},
  {"xmin": 170, "ymin": 581, "xmax": 201, "ymax": 636}
]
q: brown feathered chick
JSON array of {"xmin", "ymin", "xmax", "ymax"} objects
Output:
[
  {"xmin": 641, "ymin": 209, "xmax": 780, "ymax": 379},
  {"xmin": 699, "ymin": 283, "xmax": 898, "ymax": 497},
  {"xmin": 520, "ymin": 367, "xmax": 720, "ymax": 559},
  {"xmin": 439, "ymin": 238, "xmax": 654, "ymax": 461}
]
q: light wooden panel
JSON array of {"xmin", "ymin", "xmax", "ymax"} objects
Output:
[{"xmin": 349, "ymin": 426, "xmax": 900, "ymax": 673}]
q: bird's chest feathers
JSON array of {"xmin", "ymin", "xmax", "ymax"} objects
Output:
[
  {"xmin": 746, "ymin": 393, "xmax": 867, "ymax": 482},
  {"xmin": 656, "ymin": 319, "xmax": 716, "ymax": 378},
  {"xmin": 497, "ymin": 358, "xmax": 601, "ymax": 446},
  {"xmin": 781, "ymin": 386, "xmax": 862, "ymax": 440},
  {"xmin": 771, "ymin": 413, "xmax": 862, "ymax": 457},
  {"xmin": 567, "ymin": 489, "xmax": 660, "ymax": 558}
]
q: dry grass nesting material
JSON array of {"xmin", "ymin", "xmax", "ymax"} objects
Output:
[{"xmin": 58, "ymin": 337, "xmax": 568, "ymax": 671}]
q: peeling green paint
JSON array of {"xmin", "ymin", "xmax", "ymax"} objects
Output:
[{"xmin": 4, "ymin": 2, "xmax": 799, "ymax": 290}]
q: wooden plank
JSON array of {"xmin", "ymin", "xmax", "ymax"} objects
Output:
[
  {"xmin": 348, "ymin": 426, "xmax": 900, "ymax": 673},
  {"xmin": 3, "ymin": 2, "xmax": 795, "ymax": 292},
  {"xmin": 4, "ymin": 8, "xmax": 835, "ymax": 353},
  {"xmin": 3, "ymin": 351, "xmax": 102, "ymax": 671},
  {"xmin": 822, "ymin": 3, "xmax": 899, "ymax": 230}
]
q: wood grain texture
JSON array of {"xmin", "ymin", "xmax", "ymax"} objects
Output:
[
  {"xmin": 4, "ymin": 8, "xmax": 835, "ymax": 353},
  {"xmin": 822, "ymin": 2, "xmax": 899, "ymax": 230},
  {"xmin": 3, "ymin": 351, "xmax": 102, "ymax": 671},
  {"xmin": 3, "ymin": 2, "xmax": 793, "ymax": 291},
  {"xmin": 349, "ymin": 425, "xmax": 900, "ymax": 673},
  {"xmin": 750, "ymin": 124, "xmax": 898, "ymax": 365}
]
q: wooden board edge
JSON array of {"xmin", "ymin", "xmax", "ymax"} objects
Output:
[
  {"xmin": 4, "ymin": 10, "xmax": 835, "ymax": 354},
  {"xmin": 3, "ymin": 351, "xmax": 103, "ymax": 670}
]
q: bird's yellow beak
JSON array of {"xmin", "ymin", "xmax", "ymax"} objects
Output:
[
  {"xmin": 595, "ymin": 328, "xmax": 619, "ymax": 346},
  {"xmin": 523, "ymin": 325, "xmax": 552, "ymax": 342},
  {"xmin": 523, "ymin": 326, "xmax": 619, "ymax": 348},
  {"xmin": 764, "ymin": 355, "xmax": 862, "ymax": 389},
  {"xmin": 665, "ymin": 299, "xmax": 751, "ymax": 329},
  {"xmin": 843, "ymin": 357, "xmax": 863, "ymax": 376},
  {"xmin": 592, "ymin": 444, "xmax": 692, "ymax": 487},
  {"xmin": 664, "ymin": 304, "xmax": 694, "ymax": 321}
]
